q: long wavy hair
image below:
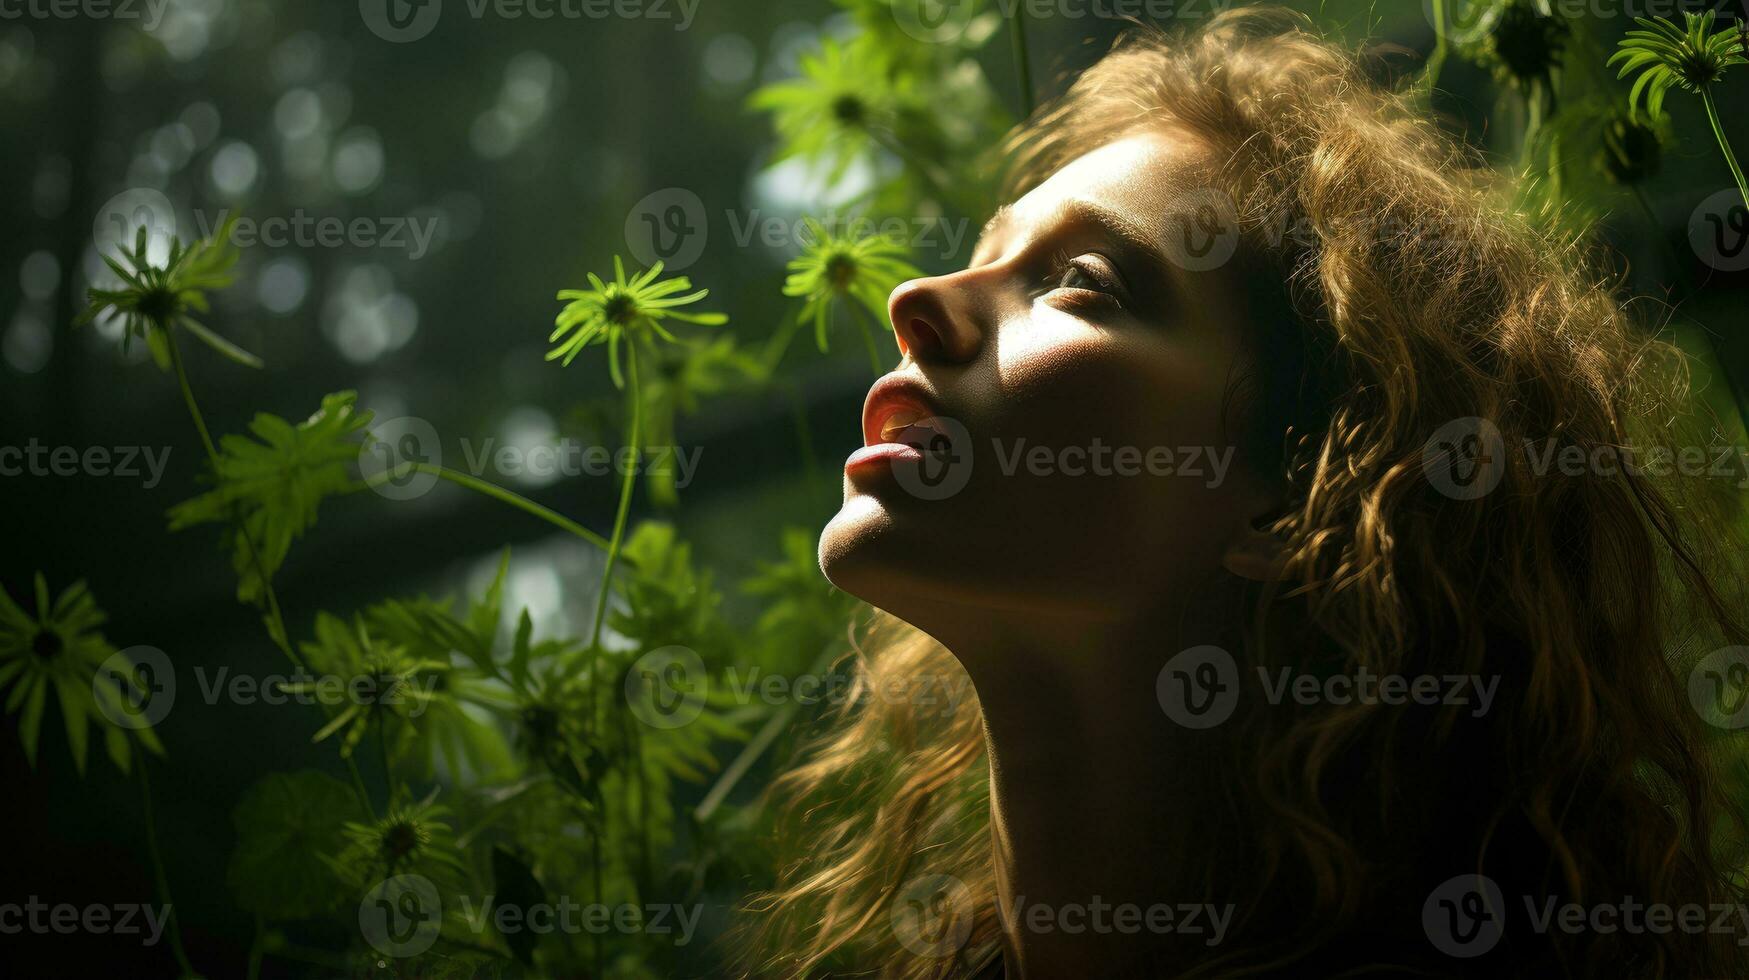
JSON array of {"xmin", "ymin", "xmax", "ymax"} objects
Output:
[{"xmin": 737, "ymin": 8, "xmax": 1749, "ymax": 977}]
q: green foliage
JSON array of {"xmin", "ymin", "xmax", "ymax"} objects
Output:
[
  {"xmin": 743, "ymin": 527, "xmax": 856, "ymax": 677},
  {"xmin": 637, "ymin": 334, "xmax": 763, "ymax": 508},
  {"xmin": 78, "ymin": 215, "xmax": 259, "ymax": 370},
  {"xmin": 167, "ymin": 392, "xmax": 372, "ymax": 604},
  {"xmin": 0, "ymin": 574, "xmax": 163, "ymax": 775},
  {"xmin": 227, "ymin": 769, "xmax": 363, "ymax": 919},
  {"xmin": 286, "ymin": 613, "xmax": 452, "ymax": 760}
]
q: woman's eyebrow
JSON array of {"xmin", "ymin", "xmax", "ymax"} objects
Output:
[
  {"xmin": 1045, "ymin": 199, "xmax": 1179, "ymax": 289},
  {"xmin": 969, "ymin": 204, "xmax": 1015, "ymax": 262}
]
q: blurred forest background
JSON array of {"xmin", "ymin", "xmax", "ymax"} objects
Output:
[{"xmin": 2, "ymin": 0, "xmax": 1747, "ymax": 976}]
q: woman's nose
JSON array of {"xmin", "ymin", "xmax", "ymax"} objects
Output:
[{"xmin": 888, "ymin": 275, "xmax": 984, "ymax": 364}]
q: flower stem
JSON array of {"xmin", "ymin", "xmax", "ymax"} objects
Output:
[
  {"xmin": 138, "ymin": 757, "xmax": 196, "ymax": 978},
  {"xmin": 164, "ymin": 329, "xmax": 376, "ymax": 817},
  {"xmin": 1702, "ymin": 88, "xmax": 1749, "ymax": 212},
  {"xmin": 587, "ymin": 345, "xmax": 642, "ymax": 661},
  {"xmin": 361, "ymin": 463, "xmax": 613, "ymax": 552},
  {"xmin": 246, "ymin": 915, "xmax": 264, "ymax": 980},
  {"xmin": 1421, "ymin": 0, "xmax": 1449, "ymax": 97},
  {"xmin": 583, "ymin": 344, "xmax": 641, "ymax": 980},
  {"xmin": 1008, "ymin": 2, "xmax": 1034, "ymax": 117},
  {"xmin": 375, "ymin": 711, "xmax": 394, "ymax": 810},
  {"xmin": 854, "ymin": 302, "xmax": 890, "ymax": 378}
]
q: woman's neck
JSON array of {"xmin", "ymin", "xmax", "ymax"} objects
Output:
[{"xmin": 941, "ymin": 606, "xmax": 1247, "ymax": 978}]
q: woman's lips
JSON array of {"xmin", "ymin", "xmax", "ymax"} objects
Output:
[
  {"xmin": 845, "ymin": 442, "xmax": 924, "ymax": 475},
  {"xmin": 849, "ymin": 376, "xmax": 956, "ymax": 478}
]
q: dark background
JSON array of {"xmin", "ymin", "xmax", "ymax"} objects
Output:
[{"xmin": 3, "ymin": 0, "xmax": 1747, "ymax": 975}]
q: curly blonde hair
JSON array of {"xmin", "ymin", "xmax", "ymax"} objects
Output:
[{"xmin": 738, "ymin": 8, "xmax": 1749, "ymax": 977}]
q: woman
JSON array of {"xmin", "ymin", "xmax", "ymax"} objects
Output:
[{"xmin": 742, "ymin": 8, "xmax": 1749, "ymax": 977}]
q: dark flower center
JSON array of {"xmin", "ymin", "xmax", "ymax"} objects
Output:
[
  {"xmin": 31, "ymin": 629, "xmax": 64, "ymax": 659},
  {"xmin": 603, "ymin": 292, "xmax": 638, "ymax": 324},
  {"xmin": 831, "ymin": 94, "xmax": 865, "ymax": 126},
  {"xmin": 137, "ymin": 286, "xmax": 179, "ymax": 324},
  {"xmin": 1602, "ymin": 117, "xmax": 1660, "ymax": 184},
  {"xmin": 522, "ymin": 705, "xmax": 559, "ymax": 743},
  {"xmin": 382, "ymin": 821, "xmax": 420, "ymax": 862},
  {"xmin": 825, "ymin": 253, "xmax": 858, "ymax": 289},
  {"xmin": 1490, "ymin": 4, "xmax": 1568, "ymax": 83},
  {"xmin": 359, "ymin": 670, "xmax": 400, "ymax": 705}
]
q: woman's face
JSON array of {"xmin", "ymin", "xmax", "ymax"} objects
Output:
[{"xmin": 819, "ymin": 131, "xmax": 1282, "ymax": 636}]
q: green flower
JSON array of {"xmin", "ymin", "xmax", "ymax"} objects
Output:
[
  {"xmin": 1610, "ymin": 10, "xmax": 1749, "ymax": 208},
  {"xmin": 0, "ymin": 574, "xmax": 163, "ymax": 774},
  {"xmin": 167, "ymin": 392, "xmax": 373, "ymax": 604},
  {"xmin": 1610, "ymin": 10, "xmax": 1748, "ymax": 122},
  {"xmin": 79, "ymin": 215, "xmax": 261, "ymax": 370},
  {"xmin": 782, "ymin": 217, "xmax": 920, "ymax": 370},
  {"xmin": 1599, "ymin": 113, "xmax": 1663, "ymax": 185},
  {"xmin": 1457, "ymin": 0, "xmax": 1568, "ymax": 90},
  {"xmin": 285, "ymin": 613, "xmax": 450, "ymax": 760},
  {"xmin": 547, "ymin": 256, "xmax": 727, "ymax": 387},
  {"xmin": 363, "ymin": 555, "xmax": 522, "ymax": 780},
  {"xmin": 333, "ymin": 792, "xmax": 465, "ymax": 884},
  {"xmin": 749, "ymin": 34, "xmax": 912, "ymax": 182}
]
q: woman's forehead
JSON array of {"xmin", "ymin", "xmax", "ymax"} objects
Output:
[{"xmin": 981, "ymin": 131, "xmax": 1216, "ymax": 254}]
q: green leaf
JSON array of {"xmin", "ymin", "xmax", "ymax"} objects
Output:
[{"xmin": 227, "ymin": 770, "xmax": 363, "ymax": 919}]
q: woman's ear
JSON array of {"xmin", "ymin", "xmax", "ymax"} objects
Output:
[{"xmin": 1221, "ymin": 509, "xmax": 1291, "ymax": 582}]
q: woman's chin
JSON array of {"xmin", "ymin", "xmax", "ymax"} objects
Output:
[{"xmin": 818, "ymin": 494, "xmax": 897, "ymax": 592}]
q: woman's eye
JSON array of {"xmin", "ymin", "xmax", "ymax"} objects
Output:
[
  {"xmin": 1057, "ymin": 263, "xmax": 1103, "ymax": 291},
  {"xmin": 1047, "ymin": 254, "xmax": 1126, "ymax": 303}
]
